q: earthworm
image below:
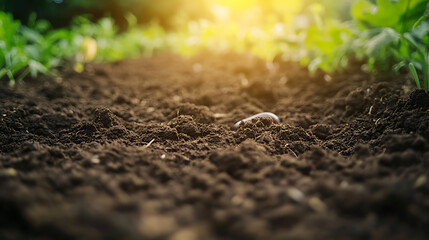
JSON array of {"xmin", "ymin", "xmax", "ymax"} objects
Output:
[{"xmin": 233, "ymin": 112, "xmax": 280, "ymax": 130}]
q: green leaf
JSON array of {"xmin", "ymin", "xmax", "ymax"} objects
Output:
[
  {"xmin": 125, "ymin": 13, "xmax": 137, "ymax": 28},
  {"xmin": 393, "ymin": 60, "xmax": 407, "ymax": 72},
  {"xmin": 20, "ymin": 27, "xmax": 43, "ymax": 44},
  {"xmin": 352, "ymin": 0, "xmax": 427, "ymax": 32},
  {"xmin": 308, "ymin": 57, "xmax": 322, "ymax": 73},
  {"xmin": 365, "ymin": 28, "xmax": 400, "ymax": 57},
  {"xmin": 16, "ymin": 68, "xmax": 30, "ymax": 82},
  {"xmin": 28, "ymin": 60, "xmax": 48, "ymax": 77},
  {"xmin": 413, "ymin": 3, "xmax": 429, "ymax": 28},
  {"xmin": 6, "ymin": 70, "xmax": 15, "ymax": 83},
  {"xmin": 412, "ymin": 21, "xmax": 429, "ymax": 40},
  {"xmin": 0, "ymin": 68, "xmax": 8, "ymax": 79},
  {"xmin": 403, "ymin": 33, "xmax": 424, "ymax": 56},
  {"xmin": 24, "ymin": 45, "xmax": 40, "ymax": 60},
  {"xmin": 409, "ymin": 62, "xmax": 421, "ymax": 89}
]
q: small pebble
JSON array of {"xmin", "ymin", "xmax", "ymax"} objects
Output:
[
  {"xmin": 173, "ymin": 96, "xmax": 182, "ymax": 102},
  {"xmin": 340, "ymin": 181, "xmax": 349, "ymax": 189},
  {"xmin": 309, "ymin": 197, "xmax": 327, "ymax": 213},
  {"xmin": 169, "ymin": 228, "xmax": 199, "ymax": 240},
  {"xmin": 287, "ymin": 187, "xmax": 304, "ymax": 202},
  {"xmin": 240, "ymin": 74, "xmax": 249, "ymax": 87},
  {"xmin": 231, "ymin": 195, "xmax": 244, "ymax": 205},
  {"xmin": 0, "ymin": 168, "xmax": 17, "ymax": 177},
  {"xmin": 131, "ymin": 98, "xmax": 140, "ymax": 105},
  {"xmin": 324, "ymin": 74, "xmax": 332, "ymax": 82},
  {"xmin": 55, "ymin": 77, "xmax": 63, "ymax": 83},
  {"xmin": 279, "ymin": 76, "xmax": 288, "ymax": 84},
  {"xmin": 214, "ymin": 113, "xmax": 227, "ymax": 118},
  {"xmin": 139, "ymin": 214, "xmax": 178, "ymax": 238},
  {"xmin": 90, "ymin": 155, "xmax": 100, "ymax": 164},
  {"xmin": 414, "ymin": 175, "xmax": 427, "ymax": 188},
  {"xmin": 193, "ymin": 63, "xmax": 202, "ymax": 73}
]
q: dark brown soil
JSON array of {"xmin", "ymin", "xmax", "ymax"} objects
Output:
[{"xmin": 1, "ymin": 53, "xmax": 429, "ymax": 240}]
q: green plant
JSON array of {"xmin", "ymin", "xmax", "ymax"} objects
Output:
[
  {"xmin": 351, "ymin": 0, "xmax": 429, "ymax": 91},
  {"xmin": 2, "ymin": 1, "xmax": 360, "ymax": 84},
  {"xmin": 0, "ymin": 12, "xmax": 31, "ymax": 84},
  {"xmin": 4, "ymin": 0, "xmax": 427, "ymax": 90},
  {"xmin": 409, "ymin": 62, "xmax": 421, "ymax": 89},
  {"xmin": 0, "ymin": 12, "xmax": 169, "ymax": 84},
  {"xmin": 404, "ymin": 24, "xmax": 429, "ymax": 91},
  {"xmin": 0, "ymin": 12, "xmax": 78, "ymax": 85},
  {"xmin": 302, "ymin": 18, "xmax": 354, "ymax": 73}
]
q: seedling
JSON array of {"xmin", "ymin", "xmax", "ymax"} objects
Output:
[
  {"xmin": 405, "ymin": 34, "xmax": 429, "ymax": 91},
  {"xmin": 350, "ymin": 0, "xmax": 429, "ymax": 92}
]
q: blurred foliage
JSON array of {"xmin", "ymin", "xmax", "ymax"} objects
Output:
[
  {"xmin": 0, "ymin": 11, "xmax": 168, "ymax": 85},
  {"xmin": 0, "ymin": 12, "xmax": 75, "ymax": 84},
  {"xmin": 5, "ymin": 0, "xmax": 352, "ymax": 29},
  {"xmin": 350, "ymin": 0, "xmax": 429, "ymax": 91},
  {"xmin": 4, "ymin": 0, "xmax": 212, "ymax": 29},
  {"xmin": 1, "ymin": 0, "xmax": 429, "ymax": 90},
  {"xmin": 167, "ymin": 0, "xmax": 356, "ymax": 70},
  {"xmin": 1, "ymin": 0, "xmax": 355, "ymax": 84}
]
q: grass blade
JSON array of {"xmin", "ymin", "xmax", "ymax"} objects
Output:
[
  {"xmin": 423, "ymin": 54, "xmax": 429, "ymax": 92},
  {"xmin": 16, "ymin": 68, "xmax": 30, "ymax": 82},
  {"xmin": 413, "ymin": 3, "xmax": 429, "ymax": 29},
  {"xmin": 409, "ymin": 63, "xmax": 421, "ymax": 89}
]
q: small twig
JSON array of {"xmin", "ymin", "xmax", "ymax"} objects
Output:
[
  {"xmin": 144, "ymin": 139, "xmax": 155, "ymax": 148},
  {"xmin": 375, "ymin": 118, "xmax": 381, "ymax": 125},
  {"xmin": 285, "ymin": 144, "xmax": 298, "ymax": 158},
  {"xmin": 368, "ymin": 105, "xmax": 374, "ymax": 115}
]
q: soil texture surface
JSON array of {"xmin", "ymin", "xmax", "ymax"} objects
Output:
[{"xmin": 1, "ymin": 53, "xmax": 429, "ymax": 240}]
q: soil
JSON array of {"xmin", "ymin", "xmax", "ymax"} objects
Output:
[{"xmin": 1, "ymin": 53, "xmax": 429, "ymax": 240}]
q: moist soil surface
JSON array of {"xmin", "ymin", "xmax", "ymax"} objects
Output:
[{"xmin": 1, "ymin": 53, "xmax": 429, "ymax": 240}]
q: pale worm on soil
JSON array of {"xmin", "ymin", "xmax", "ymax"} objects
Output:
[{"xmin": 233, "ymin": 112, "xmax": 280, "ymax": 130}]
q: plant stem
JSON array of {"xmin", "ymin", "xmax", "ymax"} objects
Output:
[{"xmin": 16, "ymin": 68, "xmax": 30, "ymax": 82}]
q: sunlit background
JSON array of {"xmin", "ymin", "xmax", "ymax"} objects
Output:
[
  {"xmin": 4, "ymin": 0, "xmax": 353, "ymax": 64},
  {"xmin": 2, "ymin": 0, "xmax": 428, "ymax": 83},
  {"xmin": 5, "ymin": 0, "xmax": 353, "ymax": 28}
]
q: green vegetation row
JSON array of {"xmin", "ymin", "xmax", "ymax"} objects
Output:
[
  {"xmin": 350, "ymin": 0, "xmax": 429, "ymax": 91},
  {"xmin": 0, "ymin": 12, "xmax": 167, "ymax": 85},
  {"xmin": 1, "ymin": 0, "xmax": 429, "ymax": 91}
]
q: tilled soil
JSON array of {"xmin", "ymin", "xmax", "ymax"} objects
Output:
[{"xmin": 1, "ymin": 53, "xmax": 429, "ymax": 240}]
